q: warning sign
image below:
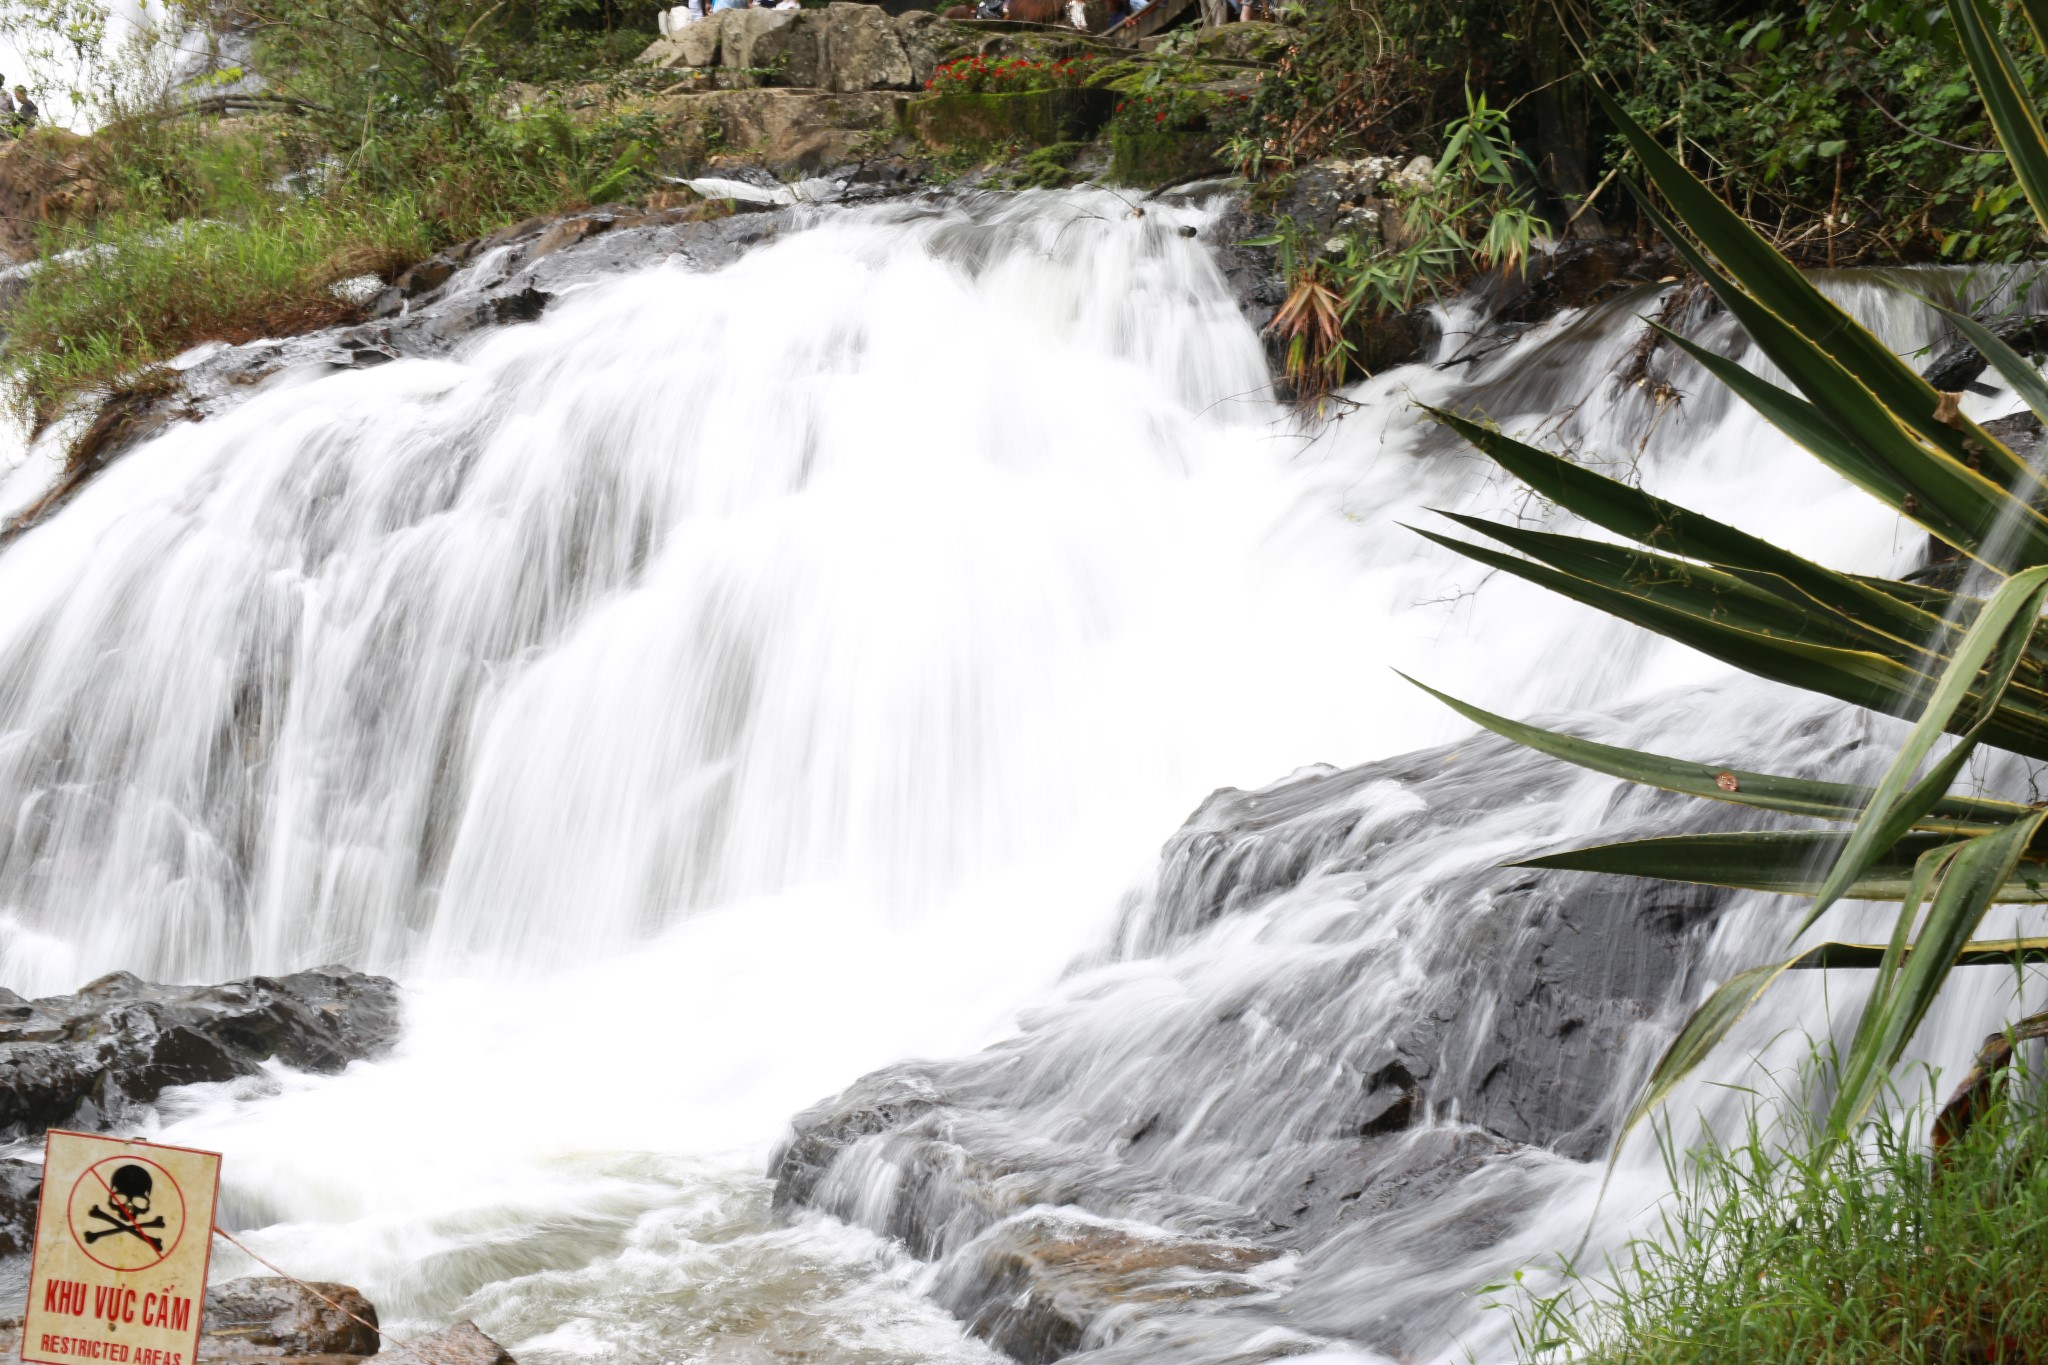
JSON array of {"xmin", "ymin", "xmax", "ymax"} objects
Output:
[{"xmin": 22, "ymin": 1132, "xmax": 220, "ymax": 1365}]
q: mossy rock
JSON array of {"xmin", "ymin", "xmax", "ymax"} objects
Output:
[
  {"xmin": 1109, "ymin": 127, "xmax": 1223, "ymax": 188},
  {"xmin": 906, "ymin": 88, "xmax": 1117, "ymax": 152}
]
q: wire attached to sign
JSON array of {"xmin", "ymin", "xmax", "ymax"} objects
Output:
[{"xmin": 208, "ymin": 1225, "xmax": 403, "ymax": 1348}]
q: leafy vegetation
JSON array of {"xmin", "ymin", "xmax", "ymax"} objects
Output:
[
  {"xmin": 0, "ymin": 0, "xmax": 666, "ymax": 430},
  {"xmin": 1510, "ymin": 1060, "xmax": 2048, "ymax": 1364},
  {"xmin": 1251, "ymin": 87, "xmax": 1542, "ymax": 398},
  {"xmin": 1420, "ymin": 0, "xmax": 2048, "ymax": 1151}
]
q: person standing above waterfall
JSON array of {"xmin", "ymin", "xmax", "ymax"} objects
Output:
[
  {"xmin": 12, "ymin": 87, "xmax": 35, "ymax": 131},
  {"xmin": 0, "ymin": 81, "xmax": 16, "ymax": 127}
]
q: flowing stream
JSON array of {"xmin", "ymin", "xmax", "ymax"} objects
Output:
[{"xmin": 0, "ymin": 189, "xmax": 2042, "ymax": 1363}]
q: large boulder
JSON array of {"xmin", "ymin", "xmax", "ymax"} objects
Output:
[
  {"xmin": 634, "ymin": 3, "xmax": 944, "ymax": 91},
  {"xmin": 0, "ymin": 1278, "xmax": 416, "ymax": 1364},
  {"xmin": 203, "ymin": 1278, "xmax": 382, "ymax": 1358},
  {"xmin": 819, "ymin": 2, "xmax": 914, "ymax": 92},
  {"xmin": 0, "ymin": 966, "xmax": 401, "ymax": 1138}
]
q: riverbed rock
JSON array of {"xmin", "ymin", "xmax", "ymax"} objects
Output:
[
  {"xmin": 202, "ymin": 1278, "xmax": 381, "ymax": 1358},
  {"xmin": 0, "ymin": 1278, "xmax": 415, "ymax": 1365},
  {"xmin": 932, "ymin": 1212, "xmax": 1276, "ymax": 1364},
  {"xmin": 374, "ymin": 1323, "xmax": 515, "ymax": 1365},
  {"xmin": 0, "ymin": 966, "xmax": 401, "ymax": 1138}
]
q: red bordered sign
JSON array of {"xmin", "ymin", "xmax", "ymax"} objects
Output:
[{"xmin": 22, "ymin": 1132, "xmax": 221, "ymax": 1365}]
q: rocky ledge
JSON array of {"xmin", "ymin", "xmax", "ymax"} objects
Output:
[
  {"xmin": 0, "ymin": 967, "xmax": 399, "ymax": 1140},
  {"xmin": 0, "ymin": 1277, "xmax": 515, "ymax": 1365},
  {"xmin": 767, "ymin": 690, "xmax": 1840, "ymax": 1361},
  {"xmin": 0, "ymin": 966, "xmax": 399, "ymax": 1258}
]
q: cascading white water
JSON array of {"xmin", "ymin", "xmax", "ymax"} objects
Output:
[{"xmin": 0, "ymin": 188, "xmax": 2039, "ymax": 1363}]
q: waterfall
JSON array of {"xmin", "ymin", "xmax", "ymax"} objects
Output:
[{"xmin": 0, "ymin": 188, "xmax": 2037, "ymax": 1363}]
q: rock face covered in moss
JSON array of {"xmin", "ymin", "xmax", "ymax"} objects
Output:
[{"xmin": 909, "ymin": 88, "xmax": 1118, "ymax": 152}]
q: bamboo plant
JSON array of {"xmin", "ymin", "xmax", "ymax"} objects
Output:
[{"xmin": 1418, "ymin": 0, "xmax": 2048, "ymax": 1142}]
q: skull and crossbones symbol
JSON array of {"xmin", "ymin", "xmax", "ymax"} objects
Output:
[{"xmin": 84, "ymin": 1164, "xmax": 165, "ymax": 1252}]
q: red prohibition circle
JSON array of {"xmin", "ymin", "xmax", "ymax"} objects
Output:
[{"xmin": 67, "ymin": 1155, "xmax": 187, "ymax": 1273}]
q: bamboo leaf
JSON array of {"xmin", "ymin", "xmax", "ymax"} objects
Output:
[{"xmin": 1403, "ymin": 675, "xmax": 2028, "ymax": 833}]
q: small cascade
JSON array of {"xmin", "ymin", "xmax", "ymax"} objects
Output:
[{"xmin": 0, "ymin": 188, "xmax": 2037, "ymax": 1363}]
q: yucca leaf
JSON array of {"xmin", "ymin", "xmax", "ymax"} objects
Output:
[
  {"xmin": 1412, "ymin": 524, "xmax": 1960, "ymax": 718},
  {"xmin": 1782, "ymin": 937, "xmax": 2048, "ymax": 969},
  {"xmin": 1650, "ymin": 326, "xmax": 1962, "ymax": 537},
  {"xmin": 1827, "ymin": 808, "xmax": 2048, "ymax": 1135},
  {"xmin": 1635, "ymin": 193, "xmax": 2048, "ymax": 566},
  {"xmin": 2020, "ymin": 0, "xmax": 2048, "ymax": 52},
  {"xmin": 1618, "ymin": 952, "xmax": 1815, "ymax": 1139},
  {"xmin": 1601, "ymin": 90, "xmax": 2038, "ymax": 502},
  {"xmin": 1514, "ymin": 828, "xmax": 2048, "ymax": 900},
  {"xmin": 1805, "ymin": 563, "xmax": 2048, "ymax": 931},
  {"xmin": 1404, "ymin": 675, "xmax": 2028, "ymax": 833},
  {"xmin": 1426, "ymin": 407, "xmax": 1946, "ymax": 643},
  {"xmin": 1434, "ymin": 510, "xmax": 1916, "ymax": 654},
  {"xmin": 1951, "ymin": 0, "xmax": 2048, "ymax": 242},
  {"xmin": 1619, "ymin": 923, "xmax": 2048, "ymax": 1140}
]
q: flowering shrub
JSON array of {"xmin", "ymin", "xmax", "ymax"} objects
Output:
[
  {"xmin": 1110, "ymin": 87, "xmax": 1249, "ymax": 135},
  {"xmin": 923, "ymin": 54, "xmax": 1103, "ymax": 95}
]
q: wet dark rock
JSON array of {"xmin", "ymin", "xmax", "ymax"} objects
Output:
[
  {"xmin": 771, "ymin": 1068, "xmax": 942, "ymax": 1216},
  {"xmin": 375, "ymin": 1323, "xmax": 516, "ymax": 1365},
  {"xmin": 491, "ymin": 285, "xmax": 554, "ymax": 326},
  {"xmin": 0, "ymin": 1160, "xmax": 37, "ymax": 1258},
  {"xmin": 772, "ymin": 707, "xmax": 1800, "ymax": 1360},
  {"xmin": 0, "ymin": 966, "xmax": 400, "ymax": 1139},
  {"xmin": 1983, "ymin": 409, "xmax": 2044, "ymax": 462},
  {"xmin": 392, "ymin": 256, "xmax": 458, "ymax": 298},
  {"xmin": 203, "ymin": 1278, "xmax": 381, "ymax": 1358},
  {"xmin": 1922, "ymin": 313, "xmax": 2048, "ymax": 392},
  {"xmin": 1487, "ymin": 238, "xmax": 1680, "ymax": 325},
  {"xmin": 1353, "ymin": 307, "xmax": 1440, "ymax": 375}
]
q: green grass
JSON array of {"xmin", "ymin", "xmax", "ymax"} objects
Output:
[
  {"xmin": 1512, "ymin": 1065, "xmax": 2048, "ymax": 1364},
  {"xmin": 2, "ymin": 99, "xmax": 661, "ymax": 434},
  {"xmin": 7, "ymin": 199, "xmax": 437, "ymax": 427}
]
